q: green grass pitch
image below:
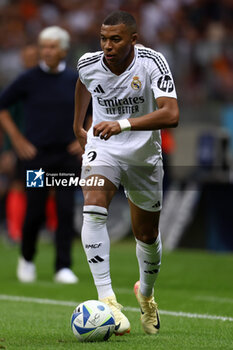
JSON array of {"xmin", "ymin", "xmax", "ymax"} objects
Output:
[{"xmin": 0, "ymin": 237, "xmax": 232, "ymax": 350}]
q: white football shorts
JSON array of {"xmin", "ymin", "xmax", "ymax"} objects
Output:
[{"xmin": 81, "ymin": 144, "xmax": 164, "ymax": 212}]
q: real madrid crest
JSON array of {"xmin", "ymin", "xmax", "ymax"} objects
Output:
[
  {"xmin": 131, "ymin": 76, "xmax": 141, "ymax": 90},
  {"xmin": 84, "ymin": 164, "xmax": 92, "ymax": 174}
]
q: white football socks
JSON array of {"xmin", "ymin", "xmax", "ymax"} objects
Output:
[
  {"xmin": 136, "ymin": 233, "xmax": 162, "ymax": 297},
  {"xmin": 81, "ymin": 205, "xmax": 115, "ymax": 299}
]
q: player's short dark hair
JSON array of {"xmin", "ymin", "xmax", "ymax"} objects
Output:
[{"xmin": 103, "ymin": 11, "xmax": 137, "ymax": 33}]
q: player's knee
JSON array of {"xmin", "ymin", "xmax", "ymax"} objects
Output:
[
  {"xmin": 83, "ymin": 191, "xmax": 110, "ymax": 208},
  {"xmin": 134, "ymin": 224, "xmax": 159, "ymax": 244},
  {"xmin": 138, "ymin": 234, "xmax": 158, "ymax": 244}
]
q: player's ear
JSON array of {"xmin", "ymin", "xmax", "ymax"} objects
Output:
[
  {"xmin": 131, "ymin": 33, "xmax": 138, "ymax": 45},
  {"xmin": 60, "ymin": 49, "xmax": 67, "ymax": 59}
]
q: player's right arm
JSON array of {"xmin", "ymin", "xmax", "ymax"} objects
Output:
[
  {"xmin": 0, "ymin": 109, "xmax": 37, "ymax": 159},
  {"xmin": 73, "ymin": 78, "xmax": 91, "ymax": 150}
]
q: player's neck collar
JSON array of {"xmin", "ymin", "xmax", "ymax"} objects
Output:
[
  {"xmin": 101, "ymin": 47, "xmax": 137, "ymax": 74},
  {"xmin": 39, "ymin": 60, "xmax": 66, "ymax": 73}
]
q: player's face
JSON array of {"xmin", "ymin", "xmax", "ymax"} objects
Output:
[
  {"xmin": 39, "ymin": 39, "xmax": 66, "ymax": 70},
  {"xmin": 100, "ymin": 23, "xmax": 137, "ymax": 74}
]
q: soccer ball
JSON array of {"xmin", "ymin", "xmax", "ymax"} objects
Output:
[{"xmin": 71, "ymin": 300, "xmax": 115, "ymax": 342}]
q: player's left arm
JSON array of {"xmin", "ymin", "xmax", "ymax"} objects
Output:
[
  {"xmin": 129, "ymin": 96, "xmax": 179, "ymax": 130},
  {"xmin": 93, "ymin": 96, "xmax": 179, "ymax": 140}
]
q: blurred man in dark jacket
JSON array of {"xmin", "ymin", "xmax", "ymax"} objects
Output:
[{"xmin": 0, "ymin": 26, "xmax": 82, "ymax": 284}]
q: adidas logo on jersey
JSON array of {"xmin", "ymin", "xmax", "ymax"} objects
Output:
[
  {"xmin": 94, "ymin": 84, "xmax": 105, "ymax": 93},
  {"xmin": 152, "ymin": 201, "xmax": 160, "ymax": 208}
]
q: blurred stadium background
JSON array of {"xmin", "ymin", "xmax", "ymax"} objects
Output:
[{"xmin": 0, "ymin": 0, "xmax": 232, "ymax": 252}]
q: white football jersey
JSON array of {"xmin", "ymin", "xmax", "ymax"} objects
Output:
[{"xmin": 77, "ymin": 46, "xmax": 177, "ymax": 165}]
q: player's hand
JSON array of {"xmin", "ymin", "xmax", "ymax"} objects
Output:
[
  {"xmin": 75, "ymin": 128, "xmax": 87, "ymax": 151},
  {"xmin": 67, "ymin": 139, "xmax": 84, "ymax": 159},
  {"xmin": 93, "ymin": 121, "xmax": 121, "ymax": 140},
  {"xmin": 11, "ymin": 134, "xmax": 37, "ymax": 160}
]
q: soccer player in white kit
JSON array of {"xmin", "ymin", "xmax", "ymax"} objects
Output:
[{"xmin": 73, "ymin": 11, "xmax": 179, "ymax": 335}]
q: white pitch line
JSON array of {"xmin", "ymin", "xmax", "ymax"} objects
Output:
[
  {"xmin": 0, "ymin": 294, "xmax": 233, "ymax": 323},
  {"xmin": 116, "ymin": 288, "xmax": 233, "ymax": 305},
  {"xmin": 125, "ymin": 307, "xmax": 233, "ymax": 322},
  {"xmin": 0, "ymin": 294, "xmax": 76, "ymax": 307},
  {"xmin": 194, "ymin": 296, "xmax": 233, "ymax": 304}
]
